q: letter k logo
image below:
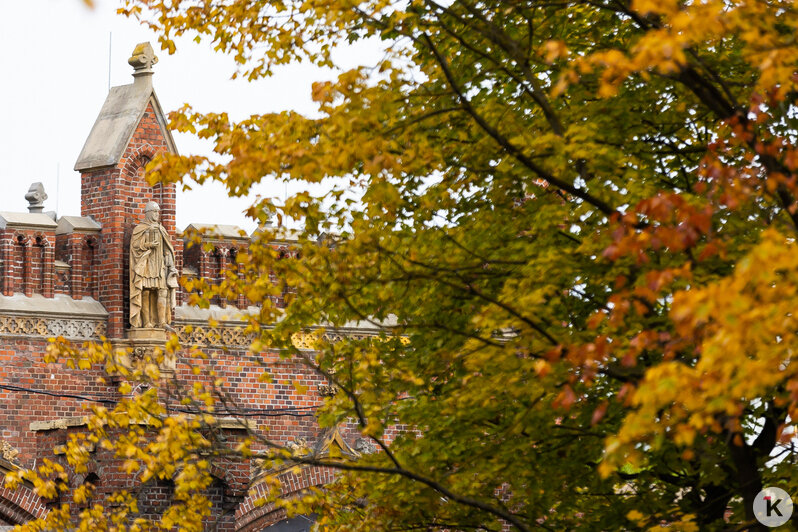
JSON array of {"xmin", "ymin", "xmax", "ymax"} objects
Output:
[
  {"xmin": 755, "ymin": 487, "xmax": 792, "ymax": 526},
  {"xmin": 765, "ymin": 496, "xmax": 783, "ymax": 517}
]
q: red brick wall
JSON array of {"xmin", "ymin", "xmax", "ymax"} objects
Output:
[
  {"xmin": 0, "ymin": 333, "xmax": 359, "ymax": 527},
  {"xmin": 0, "ymin": 338, "xmax": 110, "ymax": 466}
]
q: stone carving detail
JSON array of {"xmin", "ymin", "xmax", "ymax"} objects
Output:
[
  {"xmin": 48, "ymin": 319, "xmax": 103, "ymax": 339},
  {"xmin": 25, "ymin": 182, "xmax": 48, "ymax": 213},
  {"xmin": 355, "ymin": 438, "xmax": 377, "ymax": 455},
  {"xmin": 0, "ymin": 315, "xmax": 105, "ymax": 340},
  {"xmin": 290, "ymin": 331, "xmax": 385, "ymax": 350},
  {"xmin": 286, "ymin": 437, "xmax": 309, "ymax": 454},
  {"xmin": 317, "ymin": 383, "xmax": 337, "ymax": 397},
  {"xmin": 290, "ymin": 332, "xmax": 317, "ymax": 350},
  {"xmin": 174, "ymin": 324, "xmax": 252, "ymax": 348},
  {"xmin": 130, "ymin": 346, "xmax": 150, "ymax": 363},
  {"xmin": 128, "ymin": 42, "xmax": 158, "ymax": 74},
  {"xmin": 172, "ymin": 325, "xmax": 387, "ymax": 349},
  {"xmin": 317, "ymin": 368, "xmax": 337, "ymax": 397},
  {"xmin": 0, "ymin": 440, "xmax": 20, "ymax": 463},
  {"xmin": 130, "ymin": 202, "xmax": 178, "ymax": 329}
]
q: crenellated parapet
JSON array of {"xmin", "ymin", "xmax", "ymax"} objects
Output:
[
  {"xmin": 182, "ymin": 224, "xmax": 252, "ymax": 308},
  {"xmin": 180, "ymin": 222, "xmax": 305, "ymax": 311}
]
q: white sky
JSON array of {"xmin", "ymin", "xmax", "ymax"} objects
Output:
[{"xmin": 0, "ymin": 1, "xmax": 381, "ymax": 233}]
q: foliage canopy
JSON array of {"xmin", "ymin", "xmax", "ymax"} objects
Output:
[{"xmin": 13, "ymin": 0, "xmax": 798, "ymax": 530}]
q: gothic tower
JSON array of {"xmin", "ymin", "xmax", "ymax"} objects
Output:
[{"xmin": 73, "ymin": 42, "xmax": 178, "ymax": 338}]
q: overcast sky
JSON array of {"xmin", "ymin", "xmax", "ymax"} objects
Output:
[{"xmin": 0, "ymin": 1, "xmax": 379, "ymax": 232}]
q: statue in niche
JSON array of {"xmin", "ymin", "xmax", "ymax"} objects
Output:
[{"xmin": 130, "ymin": 201, "xmax": 178, "ymax": 328}]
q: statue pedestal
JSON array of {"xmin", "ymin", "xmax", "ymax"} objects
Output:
[
  {"xmin": 110, "ymin": 327, "xmax": 176, "ymax": 378},
  {"xmin": 127, "ymin": 327, "xmax": 167, "ymax": 342}
]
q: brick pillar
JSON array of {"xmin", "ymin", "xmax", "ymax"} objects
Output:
[
  {"xmin": 218, "ymin": 247, "xmax": 228, "ymax": 308},
  {"xmin": 22, "ymin": 238, "xmax": 32, "ymax": 298},
  {"xmin": 174, "ymin": 237, "xmax": 184, "ymax": 306},
  {"xmin": 237, "ymin": 247, "xmax": 247, "ymax": 309},
  {"xmin": 81, "ymin": 168, "xmax": 126, "ymax": 337},
  {"xmin": 86, "ymin": 238, "xmax": 98, "ymax": 300},
  {"xmin": 70, "ymin": 237, "xmax": 83, "ymax": 300},
  {"xmin": 2, "ymin": 238, "xmax": 11, "ymax": 296},
  {"xmin": 200, "ymin": 250, "xmax": 210, "ymax": 283},
  {"xmin": 155, "ymin": 181, "xmax": 176, "ymax": 237},
  {"xmin": 199, "ymin": 249, "xmax": 211, "ymax": 307},
  {"xmin": 43, "ymin": 242, "xmax": 54, "ymax": 298}
]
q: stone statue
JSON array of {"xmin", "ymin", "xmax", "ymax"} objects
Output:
[{"xmin": 129, "ymin": 202, "xmax": 178, "ymax": 328}]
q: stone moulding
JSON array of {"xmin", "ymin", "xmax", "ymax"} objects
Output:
[
  {"xmin": 46, "ymin": 317, "xmax": 106, "ymax": 339},
  {"xmin": 173, "ymin": 304, "xmax": 255, "ymax": 348},
  {"xmin": 30, "ymin": 415, "xmax": 254, "ymax": 432},
  {"xmin": 174, "ymin": 322, "xmax": 253, "ymax": 348},
  {"xmin": 173, "ymin": 322, "xmax": 387, "ymax": 350},
  {"xmin": 0, "ymin": 314, "xmax": 380, "ymax": 348},
  {"xmin": 0, "ymin": 296, "xmax": 392, "ymax": 347},
  {"xmin": 0, "ymin": 315, "xmax": 106, "ymax": 341},
  {"xmin": 0, "ymin": 294, "xmax": 108, "ymax": 341},
  {"xmin": 289, "ymin": 331, "xmax": 381, "ymax": 350}
]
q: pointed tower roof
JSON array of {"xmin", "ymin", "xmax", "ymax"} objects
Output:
[{"xmin": 74, "ymin": 42, "xmax": 178, "ymax": 171}]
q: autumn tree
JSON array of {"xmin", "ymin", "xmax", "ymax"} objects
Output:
[{"xmin": 14, "ymin": 0, "xmax": 798, "ymax": 530}]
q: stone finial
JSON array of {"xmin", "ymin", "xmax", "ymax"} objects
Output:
[
  {"xmin": 25, "ymin": 182, "xmax": 47, "ymax": 213},
  {"xmin": 128, "ymin": 42, "xmax": 158, "ymax": 81}
]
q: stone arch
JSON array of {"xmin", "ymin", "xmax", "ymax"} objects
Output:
[
  {"xmin": 136, "ymin": 477, "xmax": 175, "ymax": 518},
  {"xmin": 234, "ymin": 465, "xmax": 335, "ymax": 531},
  {"xmin": 31, "ymin": 232, "xmax": 50, "ymax": 248},
  {"xmin": 0, "ymin": 483, "xmax": 48, "ymax": 526},
  {"xmin": 122, "ymin": 144, "xmax": 157, "ymax": 182},
  {"xmin": 121, "ymin": 144, "xmax": 167, "ymax": 220}
]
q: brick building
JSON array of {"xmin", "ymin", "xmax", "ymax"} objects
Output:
[{"xmin": 0, "ymin": 43, "xmax": 376, "ymax": 530}]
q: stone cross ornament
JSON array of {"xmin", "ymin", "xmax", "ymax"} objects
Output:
[{"xmin": 129, "ymin": 201, "xmax": 178, "ymax": 328}]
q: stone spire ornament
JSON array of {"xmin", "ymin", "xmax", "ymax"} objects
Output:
[
  {"xmin": 128, "ymin": 42, "xmax": 158, "ymax": 87},
  {"xmin": 24, "ymin": 183, "xmax": 47, "ymax": 213}
]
